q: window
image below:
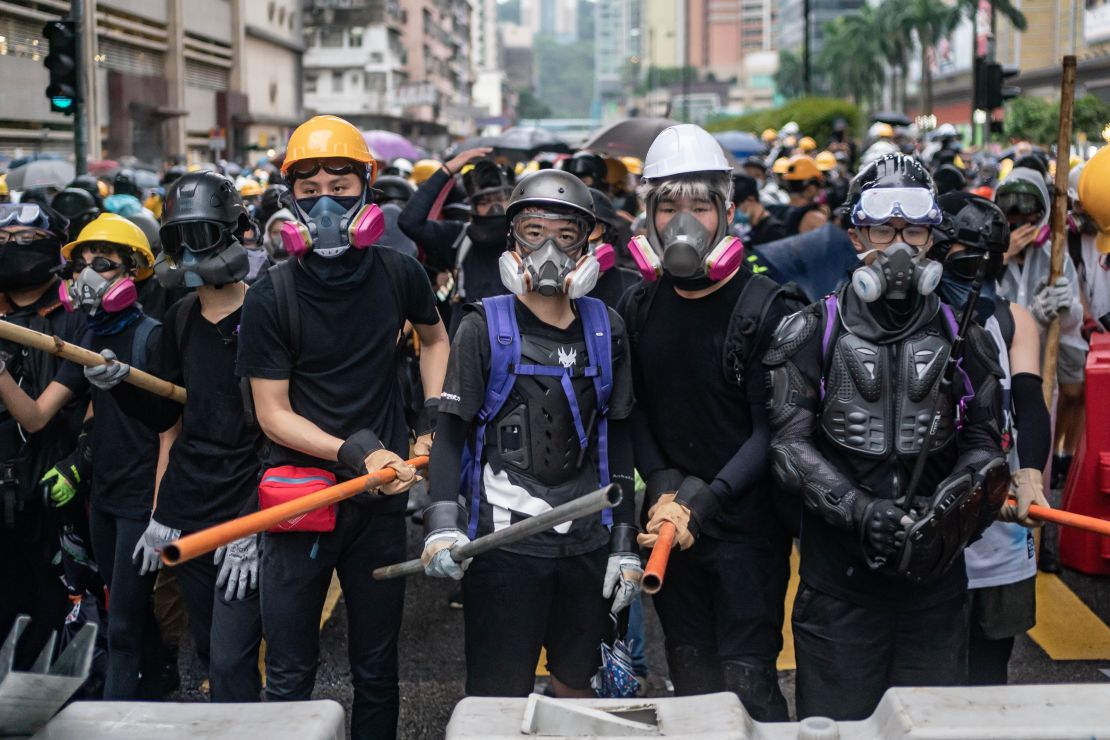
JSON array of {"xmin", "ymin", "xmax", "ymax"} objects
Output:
[
  {"xmin": 305, "ymin": 73, "xmax": 318, "ymax": 93},
  {"xmin": 370, "ymin": 51, "xmax": 383, "ymax": 63},
  {"xmin": 366, "ymin": 71, "xmax": 387, "ymax": 92},
  {"xmin": 278, "ymin": 6, "xmax": 286, "ymax": 24},
  {"xmin": 331, "ymin": 70, "xmax": 343, "ymax": 92},
  {"xmin": 320, "ymin": 27, "xmax": 344, "ymax": 48},
  {"xmin": 268, "ymin": 2, "xmax": 275, "ymax": 21},
  {"xmin": 350, "ymin": 27, "xmax": 364, "ymax": 46}
]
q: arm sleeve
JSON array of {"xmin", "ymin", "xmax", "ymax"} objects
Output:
[
  {"xmin": 397, "ymin": 168, "xmax": 466, "ymax": 265},
  {"xmin": 428, "ymin": 410, "xmax": 467, "ymax": 506},
  {"xmin": 607, "ymin": 417, "xmax": 636, "ymax": 529},
  {"xmin": 1011, "ymin": 372, "xmax": 1051, "ymax": 472}
]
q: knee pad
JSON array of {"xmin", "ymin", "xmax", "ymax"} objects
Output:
[
  {"xmin": 721, "ymin": 659, "xmax": 789, "ymax": 722},
  {"xmin": 665, "ymin": 644, "xmax": 725, "ymax": 696}
]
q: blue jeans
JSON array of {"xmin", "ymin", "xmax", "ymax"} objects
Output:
[{"xmin": 625, "ymin": 594, "xmax": 649, "ymax": 677}]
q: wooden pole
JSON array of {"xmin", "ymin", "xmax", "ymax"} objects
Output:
[
  {"xmin": 162, "ymin": 456, "xmax": 429, "ymax": 565},
  {"xmin": 1042, "ymin": 55, "xmax": 1077, "ymax": 408},
  {"xmin": 0, "ymin": 319, "xmax": 186, "ymax": 404}
]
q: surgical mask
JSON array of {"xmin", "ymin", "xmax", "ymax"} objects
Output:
[
  {"xmin": 937, "ymin": 273, "xmax": 998, "ymax": 322},
  {"xmin": 59, "ymin": 266, "xmax": 137, "ymax": 315},
  {"xmin": 498, "ymin": 241, "xmax": 599, "ymax": 299},
  {"xmin": 154, "ymin": 241, "xmax": 250, "ymax": 289},
  {"xmin": 283, "ymin": 194, "xmax": 383, "ymax": 259},
  {"xmin": 0, "ymin": 238, "xmax": 60, "ymax": 291},
  {"xmin": 851, "ymin": 242, "xmax": 942, "ymax": 303}
]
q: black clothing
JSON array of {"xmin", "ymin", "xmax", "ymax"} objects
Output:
[
  {"xmin": 56, "ymin": 318, "xmax": 162, "ymax": 521},
  {"xmin": 462, "ymin": 547, "xmax": 610, "ymax": 696},
  {"xmin": 747, "ymin": 212, "xmax": 789, "ymax": 247},
  {"xmin": 1011, "ymin": 372, "xmax": 1051, "ymax": 471},
  {"xmin": 965, "ymin": 575, "xmax": 1036, "ymax": 685},
  {"xmin": 137, "ymin": 278, "xmax": 189, "ymax": 322},
  {"xmin": 114, "ymin": 296, "xmax": 260, "ymax": 531},
  {"xmin": 622, "ymin": 269, "xmax": 789, "ymax": 539},
  {"xmin": 261, "ymin": 503, "xmax": 406, "ymax": 740},
  {"xmin": 589, "ymin": 266, "xmax": 637, "ymax": 309},
  {"xmin": 398, "ymin": 168, "xmax": 466, "ymax": 272},
  {"xmin": 792, "ymin": 584, "xmax": 969, "ymax": 720},
  {"xmin": 433, "ymin": 298, "xmax": 635, "ymax": 557},
  {"xmin": 236, "ymin": 248, "xmax": 439, "ymax": 505}
]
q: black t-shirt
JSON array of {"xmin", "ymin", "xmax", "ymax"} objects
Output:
[
  {"xmin": 116, "ymin": 295, "xmax": 261, "ymax": 532},
  {"xmin": 236, "ymin": 247, "xmax": 439, "ymax": 512},
  {"xmin": 56, "ymin": 315, "xmax": 161, "ymax": 520},
  {"xmin": 627, "ymin": 270, "xmax": 784, "ymax": 539},
  {"xmin": 589, "ymin": 266, "xmax": 638, "ymax": 310},
  {"xmin": 137, "ymin": 278, "xmax": 190, "ymax": 322},
  {"xmin": 439, "ymin": 298, "xmax": 634, "ymax": 557},
  {"xmin": 748, "ymin": 213, "xmax": 789, "ymax": 247}
]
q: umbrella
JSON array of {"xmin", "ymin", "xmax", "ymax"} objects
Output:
[
  {"xmin": 713, "ymin": 131, "xmax": 764, "ymax": 159},
  {"xmin": 88, "ymin": 159, "xmax": 120, "ymax": 176},
  {"xmin": 870, "ymin": 110, "xmax": 913, "ymax": 127},
  {"xmin": 130, "ymin": 169, "xmax": 160, "ymax": 189},
  {"xmin": 362, "ymin": 130, "xmax": 424, "ymax": 162},
  {"xmin": 581, "ymin": 117, "xmax": 680, "ymax": 160},
  {"xmin": 7, "ymin": 153, "xmax": 64, "ymax": 170},
  {"xmin": 493, "ymin": 127, "xmax": 570, "ymax": 156},
  {"xmin": 5, "ymin": 159, "xmax": 75, "ymax": 191}
]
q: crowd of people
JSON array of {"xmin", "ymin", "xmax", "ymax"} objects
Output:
[{"xmin": 1, "ymin": 111, "xmax": 1108, "ymax": 739}]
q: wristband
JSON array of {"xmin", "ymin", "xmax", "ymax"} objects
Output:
[{"xmin": 337, "ymin": 428, "xmax": 385, "ymax": 476}]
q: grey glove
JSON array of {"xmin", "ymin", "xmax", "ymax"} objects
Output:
[
  {"xmin": 1030, "ymin": 276, "xmax": 1073, "ymax": 324},
  {"xmin": 602, "ymin": 553, "xmax": 643, "ymax": 615},
  {"xmin": 132, "ymin": 518, "xmax": 180, "ymax": 575},
  {"xmin": 421, "ymin": 530, "xmax": 470, "ymax": 580},
  {"xmin": 214, "ymin": 534, "xmax": 260, "ymax": 601},
  {"xmin": 84, "ymin": 349, "xmax": 130, "ymax": 391}
]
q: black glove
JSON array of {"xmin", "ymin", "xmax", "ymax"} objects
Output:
[
  {"xmin": 673, "ymin": 475, "xmax": 714, "ymax": 538},
  {"xmin": 337, "ymin": 428, "xmax": 384, "ymax": 477},
  {"xmin": 859, "ymin": 498, "xmax": 911, "ymax": 566}
]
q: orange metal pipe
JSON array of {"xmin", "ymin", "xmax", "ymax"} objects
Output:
[
  {"xmin": 641, "ymin": 522, "xmax": 676, "ymax": 595},
  {"xmin": 162, "ymin": 456, "xmax": 428, "ymax": 565},
  {"xmin": 1025, "ymin": 501, "xmax": 1110, "ymax": 537}
]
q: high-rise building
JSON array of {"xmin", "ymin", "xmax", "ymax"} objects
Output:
[
  {"xmin": 521, "ymin": 0, "xmax": 578, "ymax": 42},
  {"xmin": 776, "ymin": 0, "xmax": 864, "ymax": 60},
  {"xmin": 642, "ymin": 0, "xmax": 685, "ymax": 70},
  {"xmin": 472, "ymin": 0, "xmax": 507, "ymax": 131},
  {"xmin": 594, "ymin": 0, "xmax": 642, "ymax": 118}
]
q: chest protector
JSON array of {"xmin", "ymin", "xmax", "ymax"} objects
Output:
[
  {"xmin": 819, "ymin": 294, "xmax": 972, "ymax": 459},
  {"xmin": 461, "ymin": 294, "xmax": 614, "ymax": 538}
]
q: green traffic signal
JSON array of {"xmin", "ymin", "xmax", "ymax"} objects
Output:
[{"xmin": 42, "ymin": 20, "xmax": 80, "ymax": 115}]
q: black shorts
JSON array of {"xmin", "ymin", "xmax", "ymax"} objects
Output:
[{"xmin": 462, "ymin": 546, "xmax": 609, "ymax": 696}]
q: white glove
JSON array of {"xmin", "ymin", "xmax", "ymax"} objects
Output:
[
  {"xmin": 999, "ymin": 468, "xmax": 1050, "ymax": 529},
  {"xmin": 602, "ymin": 553, "xmax": 643, "ymax": 615},
  {"xmin": 214, "ymin": 534, "xmax": 260, "ymax": 600},
  {"xmin": 1030, "ymin": 276, "xmax": 1073, "ymax": 324},
  {"xmin": 132, "ymin": 518, "xmax": 180, "ymax": 575},
  {"xmin": 421, "ymin": 529, "xmax": 470, "ymax": 580},
  {"xmin": 84, "ymin": 349, "xmax": 130, "ymax": 391}
]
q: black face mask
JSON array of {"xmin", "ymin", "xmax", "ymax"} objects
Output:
[
  {"xmin": 670, "ymin": 274, "xmax": 717, "ymax": 291},
  {"xmin": 467, "ymin": 214, "xmax": 509, "ymax": 246},
  {"xmin": 0, "ymin": 239, "xmax": 61, "ymax": 292}
]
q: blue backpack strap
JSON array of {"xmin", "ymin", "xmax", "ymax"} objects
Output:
[
  {"xmin": 576, "ymin": 296, "xmax": 613, "ymax": 526},
  {"xmin": 130, "ymin": 315, "xmax": 160, "ymax": 372},
  {"xmin": 463, "ymin": 294, "xmax": 521, "ymax": 538}
]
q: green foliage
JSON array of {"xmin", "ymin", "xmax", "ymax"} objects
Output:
[
  {"xmin": 819, "ymin": 10, "xmax": 886, "ymax": 108},
  {"xmin": 516, "ymin": 90, "xmax": 553, "ymax": 120},
  {"xmin": 534, "ymin": 35, "xmax": 595, "ymax": 117},
  {"xmin": 1004, "ymin": 94, "xmax": 1110, "ymax": 145},
  {"xmin": 774, "ymin": 50, "xmax": 805, "ymax": 101},
  {"xmin": 637, "ymin": 66, "xmax": 698, "ymax": 95},
  {"xmin": 705, "ymin": 97, "xmax": 862, "ymax": 145}
]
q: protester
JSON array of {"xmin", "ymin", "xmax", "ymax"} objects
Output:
[
  {"xmin": 773, "ymin": 155, "xmax": 829, "ymax": 235},
  {"xmin": 730, "ymin": 173, "xmax": 788, "ymax": 247},
  {"xmin": 586, "ymin": 187, "xmax": 638, "ymax": 307}
]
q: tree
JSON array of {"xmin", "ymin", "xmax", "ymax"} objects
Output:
[
  {"xmin": 819, "ymin": 12, "xmax": 885, "ymax": 109},
  {"xmin": 900, "ymin": 0, "xmax": 960, "ymax": 115},
  {"xmin": 774, "ymin": 50, "xmax": 805, "ymax": 101},
  {"xmin": 534, "ymin": 35, "xmax": 595, "ymax": 117},
  {"xmin": 876, "ymin": 0, "xmax": 912, "ymax": 110},
  {"xmin": 516, "ymin": 89, "xmax": 553, "ymax": 120},
  {"xmin": 955, "ymin": 0, "xmax": 1027, "ymax": 33}
]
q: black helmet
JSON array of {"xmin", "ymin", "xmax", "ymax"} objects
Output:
[
  {"xmin": 933, "ymin": 192, "xmax": 1009, "ymax": 255},
  {"xmin": 588, "ymin": 187, "xmax": 621, "ymax": 227},
  {"xmin": 462, "ymin": 159, "xmax": 514, "ymax": 200},
  {"xmin": 932, "ymin": 164, "xmax": 967, "ymax": 196},
  {"xmin": 113, "ymin": 170, "xmax": 141, "ymax": 198},
  {"xmin": 507, "ymin": 170, "xmax": 596, "ymax": 232},
  {"xmin": 51, "ymin": 188, "xmax": 100, "ymax": 240},
  {"xmin": 846, "ymin": 152, "xmax": 935, "ymax": 211},
  {"xmin": 442, "ymin": 182, "xmax": 471, "ymax": 221},
  {"xmin": 68, "ymin": 175, "xmax": 104, "ymax": 209},
  {"xmin": 160, "ymin": 172, "xmax": 251, "ymax": 256},
  {"xmin": 373, "ymin": 175, "xmax": 416, "ymax": 205},
  {"xmin": 562, "ymin": 151, "xmax": 607, "ymax": 185}
]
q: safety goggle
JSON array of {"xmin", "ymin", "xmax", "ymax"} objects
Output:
[
  {"xmin": 0, "ymin": 204, "xmax": 49, "ymax": 230},
  {"xmin": 851, "ymin": 188, "xmax": 942, "ymax": 226},
  {"xmin": 945, "ymin": 250, "xmax": 1002, "ymax": 281},
  {"xmin": 995, "ymin": 191, "xmax": 1044, "ymax": 217},
  {"xmin": 511, "ymin": 211, "xmax": 589, "ymax": 253},
  {"xmin": 162, "ymin": 221, "xmax": 226, "ymax": 256},
  {"xmin": 0, "ymin": 228, "xmax": 52, "ymax": 245},
  {"xmin": 287, "ymin": 157, "xmax": 372, "ymax": 181},
  {"xmin": 70, "ymin": 255, "xmax": 124, "ymax": 274}
]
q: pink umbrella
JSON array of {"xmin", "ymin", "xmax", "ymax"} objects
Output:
[{"xmin": 362, "ymin": 131, "xmax": 424, "ymax": 162}]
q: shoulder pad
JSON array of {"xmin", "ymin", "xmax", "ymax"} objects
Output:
[
  {"xmin": 764, "ymin": 308, "xmax": 819, "ymax": 366},
  {"xmin": 963, "ymin": 323, "xmax": 1005, "ymax": 378}
]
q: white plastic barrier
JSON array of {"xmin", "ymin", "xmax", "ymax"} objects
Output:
[
  {"xmin": 446, "ymin": 685, "xmax": 1110, "ymax": 739},
  {"xmin": 28, "ymin": 700, "xmax": 346, "ymax": 740}
]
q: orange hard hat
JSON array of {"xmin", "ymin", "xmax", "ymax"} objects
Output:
[
  {"xmin": 814, "ymin": 151, "xmax": 837, "ymax": 172},
  {"xmin": 798, "ymin": 136, "xmax": 818, "ymax": 152},
  {"xmin": 782, "ymin": 155, "xmax": 823, "ymax": 182},
  {"xmin": 282, "ymin": 115, "xmax": 377, "ymax": 180}
]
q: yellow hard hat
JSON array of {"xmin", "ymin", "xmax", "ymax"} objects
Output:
[
  {"xmin": 874, "ymin": 122, "xmax": 895, "ymax": 139},
  {"xmin": 0, "ymin": 174, "xmax": 7, "ymax": 196},
  {"xmin": 62, "ymin": 213, "xmax": 155, "ymax": 280},
  {"xmin": 772, "ymin": 157, "xmax": 791, "ymax": 175},
  {"xmin": 411, "ymin": 158, "xmax": 442, "ymax": 185},
  {"xmin": 953, "ymin": 154, "xmax": 966, "ymax": 170},
  {"xmin": 620, "ymin": 156, "xmax": 643, "ymax": 176},
  {"xmin": 97, "ymin": 180, "xmax": 109, "ymax": 198},
  {"xmin": 998, "ymin": 158, "xmax": 1014, "ymax": 182},
  {"xmin": 798, "ymin": 136, "xmax": 818, "ymax": 152},
  {"xmin": 783, "ymin": 135, "xmax": 798, "ymax": 149},
  {"xmin": 143, "ymin": 193, "xmax": 163, "ymax": 220},
  {"xmin": 814, "ymin": 151, "xmax": 837, "ymax": 172},
  {"xmin": 282, "ymin": 115, "xmax": 377, "ymax": 180},
  {"xmin": 1078, "ymin": 145, "xmax": 1110, "ymax": 253},
  {"xmin": 782, "ymin": 155, "xmax": 823, "ymax": 182},
  {"xmin": 761, "ymin": 128, "xmax": 777, "ymax": 143},
  {"xmin": 239, "ymin": 180, "xmax": 264, "ymax": 197},
  {"xmin": 605, "ymin": 156, "xmax": 629, "ymax": 187}
]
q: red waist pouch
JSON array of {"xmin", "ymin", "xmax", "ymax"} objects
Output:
[{"xmin": 258, "ymin": 466, "xmax": 337, "ymax": 533}]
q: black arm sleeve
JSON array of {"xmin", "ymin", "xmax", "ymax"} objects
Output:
[
  {"xmin": 397, "ymin": 168, "xmax": 466, "ymax": 266},
  {"xmin": 607, "ymin": 417, "xmax": 636, "ymax": 530},
  {"xmin": 685, "ymin": 396, "xmax": 769, "ymax": 525},
  {"xmin": 428, "ymin": 410, "xmax": 467, "ymax": 507},
  {"xmin": 1011, "ymin": 372, "xmax": 1051, "ymax": 472}
]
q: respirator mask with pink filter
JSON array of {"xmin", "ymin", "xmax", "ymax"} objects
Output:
[
  {"xmin": 627, "ymin": 190, "xmax": 744, "ymax": 286},
  {"xmin": 281, "ymin": 191, "xmax": 385, "ymax": 260}
]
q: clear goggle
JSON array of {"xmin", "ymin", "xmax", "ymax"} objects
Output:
[
  {"xmin": 510, "ymin": 211, "xmax": 589, "ymax": 254},
  {"xmin": 851, "ymin": 187, "xmax": 942, "ymax": 226},
  {"xmin": 0, "ymin": 204, "xmax": 50, "ymax": 230}
]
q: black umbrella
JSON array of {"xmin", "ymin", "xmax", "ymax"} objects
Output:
[
  {"xmin": 870, "ymin": 110, "xmax": 913, "ymax": 127},
  {"xmin": 581, "ymin": 118, "xmax": 681, "ymax": 160},
  {"xmin": 495, "ymin": 127, "xmax": 570, "ymax": 155}
]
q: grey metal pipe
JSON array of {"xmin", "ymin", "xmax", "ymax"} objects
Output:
[{"xmin": 372, "ymin": 484, "xmax": 621, "ymax": 580}]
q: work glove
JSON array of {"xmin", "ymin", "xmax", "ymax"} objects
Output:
[
  {"xmin": 60, "ymin": 526, "xmax": 97, "ymax": 570},
  {"xmin": 41, "ymin": 462, "xmax": 81, "ymax": 508},
  {"xmin": 859, "ymin": 499, "xmax": 912, "ymax": 566},
  {"xmin": 999, "ymin": 467, "xmax": 1049, "ymax": 528},
  {"xmin": 602, "ymin": 553, "xmax": 643, "ymax": 615},
  {"xmin": 338, "ymin": 428, "xmax": 418, "ymax": 495},
  {"xmin": 413, "ymin": 399, "xmax": 437, "ymax": 457},
  {"xmin": 636, "ymin": 493, "xmax": 696, "ymax": 551},
  {"xmin": 132, "ymin": 518, "xmax": 181, "ymax": 575},
  {"xmin": 421, "ymin": 530, "xmax": 470, "ymax": 580},
  {"xmin": 84, "ymin": 349, "xmax": 130, "ymax": 391},
  {"xmin": 214, "ymin": 534, "xmax": 260, "ymax": 601},
  {"xmin": 1030, "ymin": 276, "xmax": 1074, "ymax": 325}
]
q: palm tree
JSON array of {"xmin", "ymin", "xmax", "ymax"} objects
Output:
[
  {"xmin": 900, "ymin": 0, "xmax": 961, "ymax": 115},
  {"xmin": 819, "ymin": 14, "xmax": 886, "ymax": 110},
  {"xmin": 875, "ymin": 0, "xmax": 912, "ymax": 111}
]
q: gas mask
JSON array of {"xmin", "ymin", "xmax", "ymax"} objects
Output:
[
  {"xmin": 851, "ymin": 242, "xmax": 942, "ymax": 303},
  {"xmin": 591, "ymin": 239, "xmax": 616, "ymax": 272},
  {"xmin": 282, "ymin": 194, "xmax": 384, "ymax": 259},
  {"xmin": 153, "ymin": 242, "xmax": 249, "ymax": 289},
  {"xmin": 59, "ymin": 266, "xmax": 137, "ymax": 315},
  {"xmin": 498, "ymin": 210, "xmax": 598, "ymax": 299},
  {"xmin": 628, "ymin": 195, "xmax": 744, "ymax": 283}
]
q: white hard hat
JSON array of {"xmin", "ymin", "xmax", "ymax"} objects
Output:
[
  {"xmin": 860, "ymin": 140, "xmax": 900, "ymax": 167},
  {"xmin": 642, "ymin": 124, "xmax": 731, "ymax": 181},
  {"xmin": 780, "ymin": 121, "xmax": 800, "ymax": 137}
]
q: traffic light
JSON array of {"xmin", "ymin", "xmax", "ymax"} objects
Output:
[
  {"xmin": 42, "ymin": 20, "xmax": 80, "ymax": 114},
  {"xmin": 974, "ymin": 59, "xmax": 1021, "ymax": 111}
]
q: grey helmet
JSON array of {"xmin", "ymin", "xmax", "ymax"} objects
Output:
[{"xmin": 506, "ymin": 169, "xmax": 596, "ymax": 231}]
